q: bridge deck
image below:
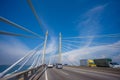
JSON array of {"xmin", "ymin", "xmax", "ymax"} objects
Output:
[{"xmin": 1, "ymin": 66, "xmax": 120, "ymax": 80}]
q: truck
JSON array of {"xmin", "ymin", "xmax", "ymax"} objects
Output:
[
  {"xmin": 80, "ymin": 59, "xmax": 96, "ymax": 67},
  {"xmin": 93, "ymin": 58, "xmax": 112, "ymax": 67}
]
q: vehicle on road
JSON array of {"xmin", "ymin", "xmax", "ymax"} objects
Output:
[
  {"xmin": 47, "ymin": 64, "xmax": 54, "ymax": 68},
  {"xmin": 56, "ymin": 63, "xmax": 63, "ymax": 69},
  {"xmin": 80, "ymin": 59, "xmax": 96, "ymax": 67},
  {"xmin": 109, "ymin": 62, "xmax": 120, "ymax": 68},
  {"xmin": 94, "ymin": 58, "xmax": 112, "ymax": 67}
]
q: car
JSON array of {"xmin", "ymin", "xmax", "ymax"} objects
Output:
[
  {"xmin": 47, "ymin": 64, "xmax": 53, "ymax": 68},
  {"xmin": 109, "ymin": 62, "xmax": 120, "ymax": 68},
  {"xmin": 56, "ymin": 63, "xmax": 63, "ymax": 69}
]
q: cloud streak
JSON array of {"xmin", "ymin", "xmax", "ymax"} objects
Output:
[
  {"xmin": 77, "ymin": 4, "xmax": 107, "ymax": 36},
  {"xmin": 73, "ymin": 4, "xmax": 108, "ymax": 50}
]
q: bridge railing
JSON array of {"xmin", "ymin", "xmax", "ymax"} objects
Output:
[{"xmin": 0, "ymin": 65, "xmax": 46, "ymax": 80}]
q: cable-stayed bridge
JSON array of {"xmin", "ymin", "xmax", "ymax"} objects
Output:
[
  {"xmin": 0, "ymin": 0, "xmax": 120, "ymax": 80},
  {"xmin": 0, "ymin": 17, "xmax": 120, "ymax": 80}
]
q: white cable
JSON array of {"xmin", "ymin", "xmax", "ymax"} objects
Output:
[
  {"xmin": 62, "ymin": 42, "xmax": 80, "ymax": 48},
  {"xmin": 63, "ymin": 33, "xmax": 120, "ymax": 39},
  {"xmin": 0, "ymin": 44, "xmax": 42, "ymax": 78},
  {"xmin": 62, "ymin": 46, "xmax": 73, "ymax": 52},
  {"xmin": 37, "ymin": 54, "xmax": 42, "ymax": 66},
  {"xmin": 0, "ymin": 31, "xmax": 35, "ymax": 38},
  {"xmin": 14, "ymin": 49, "xmax": 40, "ymax": 73},
  {"xmin": 28, "ymin": 55, "xmax": 37, "ymax": 69},
  {"xmin": 36, "ymin": 53, "xmax": 42, "ymax": 67},
  {"xmin": 0, "ymin": 16, "xmax": 43, "ymax": 39},
  {"xmin": 27, "ymin": 0, "xmax": 47, "ymax": 30},
  {"xmin": 62, "ymin": 40, "xmax": 84, "ymax": 43}
]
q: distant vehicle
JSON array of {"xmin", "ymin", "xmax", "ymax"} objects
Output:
[
  {"xmin": 109, "ymin": 62, "xmax": 120, "ymax": 68},
  {"xmin": 64, "ymin": 64, "xmax": 68, "ymax": 66},
  {"xmin": 47, "ymin": 64, "xmax": 53, "ymax": 68},
  {"xmin": 94, "ymin": 58, "xmax": 112, "ymax": 67},
  {"xmin": 80, "ymin": 59, "xmax": 96, "ymax": 67},
  {"xmin": 56, "ymin": 63, "xmax": 63, "ymax": 69}
]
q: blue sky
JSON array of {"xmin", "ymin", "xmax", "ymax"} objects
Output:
[{"xmin": 0, "ymin": 0, "xmax": 120, "ymax": 65}]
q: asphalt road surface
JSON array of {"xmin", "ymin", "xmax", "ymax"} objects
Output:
[{"xmin": 39, "ymin": 67, "xmax": 120, "ymax": 80}]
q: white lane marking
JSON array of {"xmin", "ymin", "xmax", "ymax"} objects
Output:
[{"xmin": 45, "ymin": 69, "xmax": 48, "ymax": 80}]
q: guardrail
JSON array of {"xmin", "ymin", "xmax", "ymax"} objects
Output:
[{"xmin": 0, "ymin": 65, "xmax": 46, "ymax": 80}]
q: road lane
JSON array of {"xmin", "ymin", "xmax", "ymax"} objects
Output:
[
  {"xmin": 39, "ymin": 68, "xmax": 72, "ymax": 80},
  {"xmin": 63, "ymin": 67, "xmax": 120, "ymax": 80},
  {"xmin": 39, "ymin": 67, "xmax": 120, "ymax": 80}
]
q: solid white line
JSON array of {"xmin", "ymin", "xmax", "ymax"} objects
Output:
[{"xmin": 45, "ymin": 69, "xmax": 48, "ymax": 80}]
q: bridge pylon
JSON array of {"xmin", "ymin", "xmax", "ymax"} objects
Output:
[
  {"xmin": 59, "ymin": 32, "xmax": 62, "ymax": 64},
  {"xmin": 42, "ymin": 31, "xmax": 48, "ymax": 64}
]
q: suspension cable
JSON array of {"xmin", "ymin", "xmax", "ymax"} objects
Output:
[
  {"xmin": 63, "ymin": 33, "xmax": 120, "ymax": 39},
  {"xmin": 0, "ymin": 43, "xmax": 42, "ymax": 78},
  {"xmin": 0, "ymin": 31, "xmax": 36, "ymax": 38},
  {"xmin": 0, "ymin": 16, "xmax": 43, "ymax": 39}
]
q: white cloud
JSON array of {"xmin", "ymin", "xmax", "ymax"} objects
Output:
[
  {"xmin": 86, "ymin": 4, "xmax": 107, "ymax": 17},
  {"xmin": 0, "ymin": 37, "xmax": 30, "ymax": 65},
  {"xmin": 61, "ymin": 4, "xmax": 112, "ymax": 65},
  {"xmin": 78, "ymin": 4, "xmax": 106, "ymax": 35},
  {"xmin": 36, "ymin": 37, "xmax": 57, "ymax": 55},
  {"xmin": 71, "ymin": 4, "xmax": 108, "ymax": 51},
  {"xmin": 46, "ymin": 37, "xmax": 57, "ymax": 55},
  {"xmin": 62, "ymin": 41, "xmax": 120, "ymax": 65}
]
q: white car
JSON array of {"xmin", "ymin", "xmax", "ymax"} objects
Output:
[
  {"xmin": 47, "ymin": 64, "xmax": 53, "ymax": 68},
  {"xmin": 109, "ymin": 62, "xmax": 120, "ymax": 68}
]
